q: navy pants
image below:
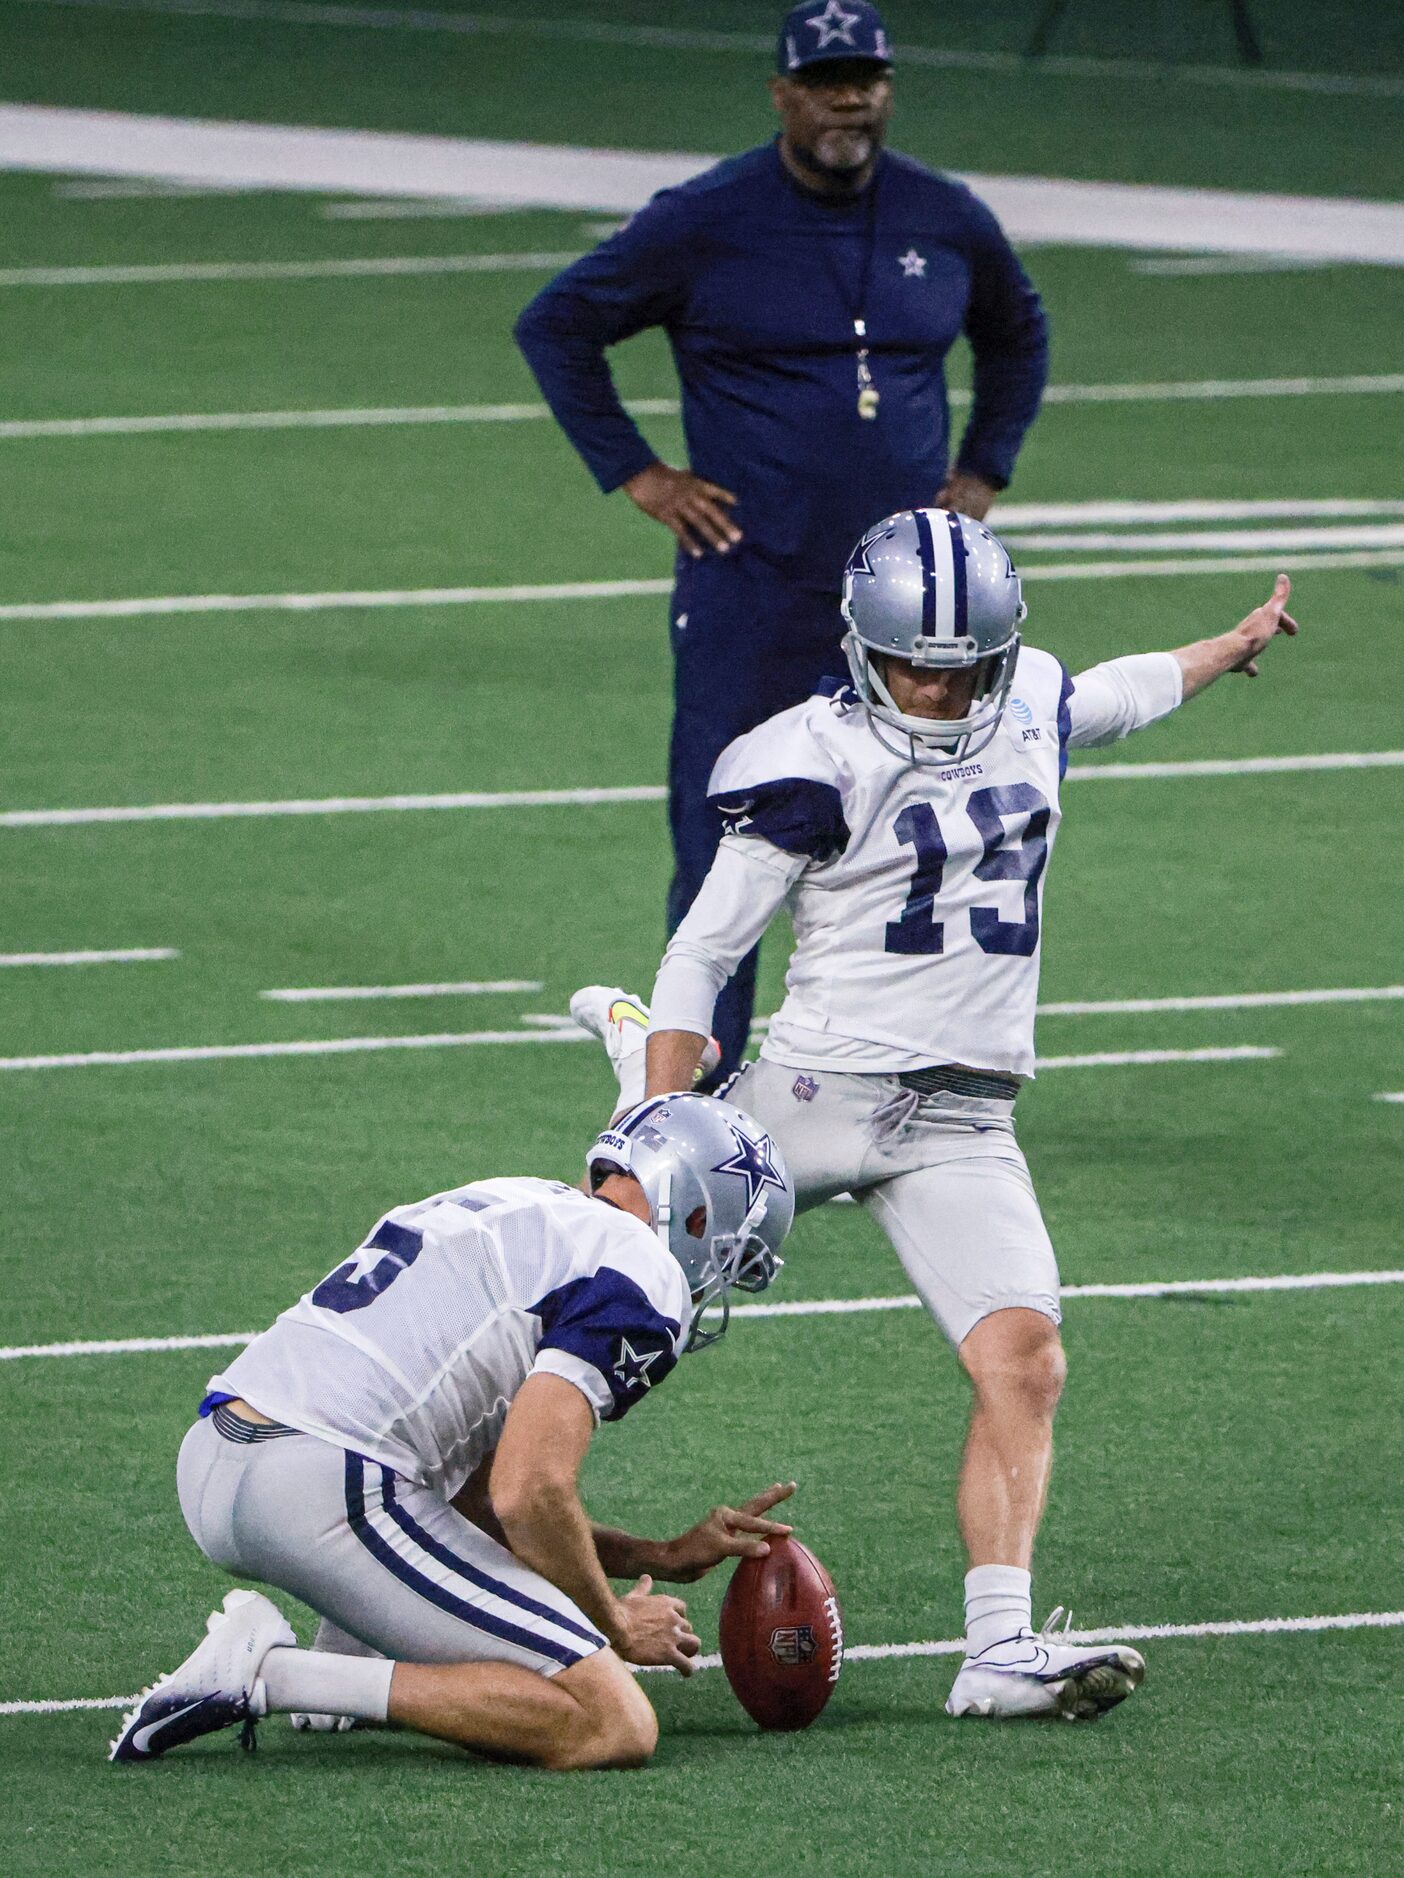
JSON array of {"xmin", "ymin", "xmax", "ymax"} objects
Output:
[{"xmin": 665, "ymin": 552, "xmax": 848, "ymax": 1082}]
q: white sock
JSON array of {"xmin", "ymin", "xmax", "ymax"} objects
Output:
[
  {"xmin": 310, "ymin": 1615, "xmax": 384, "ymax": 1659},
  {"xmin": 614, "ymin": 1047, "xmax": 648, "ymax": 1115},
  {"xmin": 964, "ymin": 1564, "xmax": 1033, "ymax": 1658},
  {"xmin": 255, "ymin": 1647, "xmax": 394, "ymax": 1723}
]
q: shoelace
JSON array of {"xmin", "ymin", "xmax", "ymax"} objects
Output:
[{"xmin": 1039, "ymin": 1606, "xmax": 1073, "ymax": 1640}]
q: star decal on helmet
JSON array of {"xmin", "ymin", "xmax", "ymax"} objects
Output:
[
  {"xmin": 805, "ymin": 1, "xmax": 860, "ymax": 51},
  {"xmin": 712, "ymin": 1125, "xmax": 788, "ymax": 1209},
  {"xmin": 613, "ymin": 1336, "xmax": 666, "ymax": 1392}
]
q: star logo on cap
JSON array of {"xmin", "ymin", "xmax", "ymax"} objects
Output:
[
  {"xmin": 805, "ymin": 0, "xmax": 860, "ymax": 50},
  {"xmin": 613, "ymin": 1336, "xmax": 665, "ymax": 1392},
  {"xmin": 712, "ymin": 1125, "xmax": 788, "ymax": 1209},
  {"xmin": 898, "ymin": 248, "xmax": 927, "ymax": 278}
]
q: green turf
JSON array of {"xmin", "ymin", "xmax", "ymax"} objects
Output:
[{"xmin": 2, "ymin": 7, "xmax": 1402, "ymax": 1875}]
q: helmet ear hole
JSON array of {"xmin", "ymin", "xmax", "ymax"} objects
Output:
[{"xmin": 685, "ymin": 1203, "xmax": 707, "ymax": 1240}]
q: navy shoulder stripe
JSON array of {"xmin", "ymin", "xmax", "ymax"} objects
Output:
[{"xmin": 709, "ymin": 777, "xmax": 849, "ymax": 863}]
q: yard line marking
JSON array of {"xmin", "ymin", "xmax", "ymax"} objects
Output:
[
  {"xmin": 0, "ymin": 785, "xmax": 670, "ymax": 827},
  {"xmin": 1, "ymin": 1331, "xmax": 259, "ymax": 1360},
  {"xmin": 0, "ymin": 251, "xmax": 581, "ymax": 288},
  {"xmin": 1037, "ymin": 373, "xmax": 1404, "ymax": 403},
  {"xmin": 5, "ymin": 1270, "xmax": 1401, "ymax": 1361},
  {"xmin": 4, "ymin": 383, "xmax": 1402, "ymax": 444},
  {"xmin": 22, "ymin": 0, "xmax": 1404, "ymax": 100},
  {"xmin": 0, "ymin": 1038, "xmax": 1280, "ymax": 1074},
  {"xmin": 0, "ymin": 399, "xmax": 681, "ymax": 441},
  {"xmin": 1065, "ymin": 751, "xmax": 1404, "ymax": 779},
  {"xmin": 6, "ymin": 105, "xmax": 1404, "ymax": 262},
  {"xmin": 0, "ymin": 578, "xmax": 675, "ymax": 622},
  {"xmin": 321, "ymin": 197, "xmax": 520, "ymax": 219},
  {"xmin": 53, "ymin": 177, "xmax": 263, "ymax": 198},
  {"xmin": 1129, "ymin": 254, "xmax": 1339, "ymax": 276},
  {"xmin": 7, "ymin": 552, "xmax": 1404, "ymax": 627},
  {"xmin": 5, "ymin": 753, "xmax": 1402, "ymax": 830},
  {"xmin": 741, "ymin": 1269, "xmax": 1404, "ymax": 1316},
  {"xmin": 1007, "ymin": 524, "xmax": 1404, "ymax": 553},
  {"xmin": 260, "ymin": 979, "xmax": 543, "ymax": 1002},
  {"xmin": 1029, "ymin": 1046, "xmax": 1280, "ymax": 1068},
  {"xmin": 997, "ymin": 499, "xmax": 1404, "ymax": 526},
  {"xmin": 0, "ymin": 947, "xmax": 177, "ymax": 967},
  {"xmin": 1024, "ymin": 550, "xmax": 1404, "ymax": 580},
  {"xmin": 0, "ymin": 1029, "xmax": 590, "ymax": 1070},
  {"xmin": 1375, "ymin": 1092, "xmax": 1404, "ymax": 1103},
  {"xmin": 1039, "ymin": 986, "xmax": 1404, "ymax": 1015},
  {"xmin": 4, "ymin": 1609, "xmax": 1402, "ymax": 1713}
]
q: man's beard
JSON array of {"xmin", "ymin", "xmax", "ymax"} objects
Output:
[{"xmin": 796, "ymin": 126, "xmax": 876, "ymax": 181}]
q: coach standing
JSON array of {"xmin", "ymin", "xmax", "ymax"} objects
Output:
[{"xmin": 515, "ymin": 1, "xmax": 1049, "ymax": 1078}]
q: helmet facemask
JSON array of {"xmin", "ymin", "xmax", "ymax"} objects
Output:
[
  {"xmin": 675, "ymin": 1185, "xmax": 784, "ymax": 1352},
  {"xmin": 840, "ymin": 507, "xmax": 1028, "ymax": 767},
  {"xmin": 842, "ymin": 627, "xmax": 1021, "ymax": 767}
]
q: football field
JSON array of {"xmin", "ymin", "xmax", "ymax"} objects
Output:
[{"xmin": 2, "ymin": 4, "xmax": 1402, "ymax": 1873}]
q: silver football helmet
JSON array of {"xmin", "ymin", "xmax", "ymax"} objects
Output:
[
  {"xmin": 841, "ymin": 507, "xmax": 1027, "ymax": 765},
  {"xmin": 587, "ymin": 1093, "xmax": 794, "ymax": 1351}
]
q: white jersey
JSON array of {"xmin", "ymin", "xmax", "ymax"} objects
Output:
[
  {"xmin": 208, "ymin": 1178, "xmax": 690, "ymax": 1498},
  {"xmin": 652, "ymin": 647, "xmax": 1182, "ymax": 1078}
]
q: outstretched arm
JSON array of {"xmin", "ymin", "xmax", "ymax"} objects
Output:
[
  {"xmin": 1067, "ymin": 575, "xmax": 1299, "ymax": 749},
  {"xmin": 1171, "ymin": 573, "xmax": 1299, "ymax": 698}
]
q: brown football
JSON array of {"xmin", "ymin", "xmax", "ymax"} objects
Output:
[{"xmin": 718, "ymin": 1535, "xmax": 843, "ymax": 1731}]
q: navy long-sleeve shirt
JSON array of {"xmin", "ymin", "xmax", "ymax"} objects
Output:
[{"xmin": 515, "ymin": 141, "xmax": 1048, "ymax": 591}]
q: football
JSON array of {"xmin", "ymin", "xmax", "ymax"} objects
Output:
[{"xmin": 718, "ymin": 1535, "xmax": 844, "ymax": 1731}]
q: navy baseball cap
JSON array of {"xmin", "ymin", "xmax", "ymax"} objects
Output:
[{"xmin": 776, "ymin": 1, "xmax": 893, "ymax": 75}]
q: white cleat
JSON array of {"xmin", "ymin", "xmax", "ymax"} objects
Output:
[
  {"xmin": 945, "ymin": 1609, "xmax": 1146, "ymax": 1723},
  {"xmin": 570, "ymin": 985, "xmax": 721, "ymax": 1109},
  {"xmin": 289, "ymin": 1711, "xmax": 357, "ymax": 1733},
  {"xmin": 109, "ymin": 1588, "xmax": 296, "ymax": 1763}
]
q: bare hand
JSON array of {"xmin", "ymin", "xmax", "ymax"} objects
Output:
[
  {"xmin": 658, "ymin": 1482, "xmax": 797, "ymax": 1584},
  {"xmin": 934, "ymin": 471, "xmax": 998, "ymax": 522},
  {"xmin": 1223, "ymin": 573, "xmax": 1299, "ymax": 676},
  {"xmin": 624, "ymin": 461, "xmax": 742, "ymax": 558},
  {"xmin": 614, "ymin": 1575, "xmax": 702, "ymax": 1675}
]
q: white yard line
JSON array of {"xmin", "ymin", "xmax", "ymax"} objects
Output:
[
  {"xmin": 1066, "ymin": 751, "xmax": 1404, "ymax": 779},
  {"xmin": 6, "ymin": 550, "xmax": 1404, "ymax": 628},
  {"xmin": 0, "ymin": 250, "xmax": 580, "ymax": 288},
  {"xmin": 2, "ymin": 381, "xmax": 1401, "ymax": 443},
  {"xmin": 997, "ymin": 499, "xmax": 1404, "ymax": 525},
  {"xmin": 0, "ymin": 785, "xmax": 668, "ymax": 828},
  {"xmin": 1025, "ymin": 550, "xmax": 1404, "ymax": 580},
  {"xmin": 1375, "ymin": 1092, "xmax": 1404, "ymax": 1104},
  {"xmin": 1129, "ymin": 255, "xmax": 1340, "ymax": 276},
  {"xmin": 0, "ymin": 947, "xmax": 177, "ymax": 967},
  {"xmin": 5, "ymin": 753, "xmax": 1402, "ymax": 831},
  {"xmin": 5, "ymin": 1269, "xmax": 1401, "ymax": 1361},
  {"xmin": 260, "ymin": 979, "xmax": 543, "ymax": 1002},
  {"xmin": 0, "ymin": 1029, "xmax": 589, "ymax": 1070},
  {"xmin": 1039, "ymin": 986, "xmax": 1404, "ymax": 1015},
  {"xmin": 1006, "ymin": 524, "xmax": 1404, "ymax": 552},
  {"xmin": 321, "ymin": 197, "xmax": 521, "ymax": 219},
  {"xmin": 5, "ymin": 1606, "xmax": 1400, "ymax": 1713},
  {"xmin": 1037, "ymin": 374, "xmax": 1404, "ymax": 404},
  {"xmin": 0, "ymin": 399, "xmax": 680, "ymax": 440},
  {"xmin": 0, "ymin": 578, "xmax": 675, "ymax": 622},
  {"xmin": 20, "ymin": 0, "xmax": 1404, "ymax": 100},
  {"xmin": 0, "ymin": 1039, "xmax": 1280, "ymax": 1074},
  {"xmin": 4, "ymin": 105, "xmax": 1404, "ymax": 261},
  {"xmin": 1028, "ymin": 1046, "xmax": 1280, "ymax": 1068}
]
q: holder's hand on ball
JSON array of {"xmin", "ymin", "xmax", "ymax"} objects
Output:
[{"xmin": 657, "ymin": 1482, "xmax": 797, "ymax": 1583}]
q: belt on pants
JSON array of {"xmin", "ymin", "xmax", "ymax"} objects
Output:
[{"xmin": 897, "ymin": 1064, "xmax": 1020, "ymax": 1103}]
